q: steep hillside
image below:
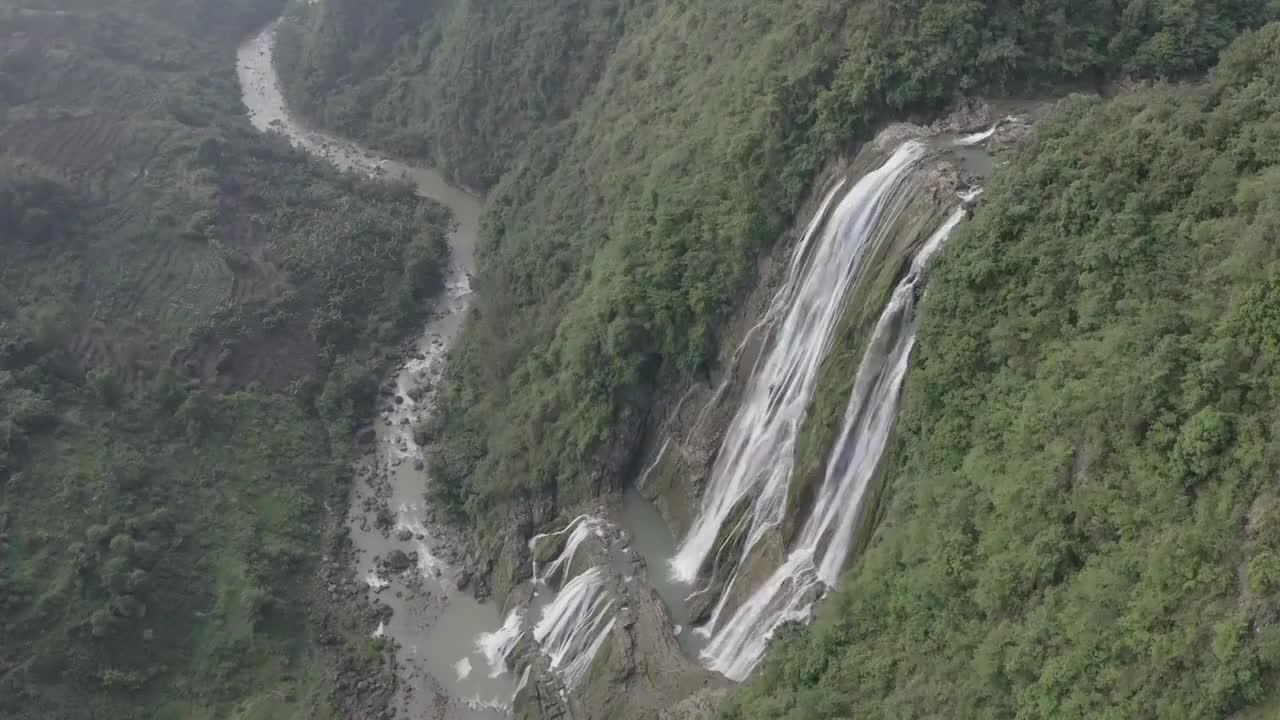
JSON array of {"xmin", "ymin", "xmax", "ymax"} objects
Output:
[
  {"xmin": 0, "ymin": 2, "xmax": 449, "ymax": 718},
  {"xmin": 727, "ymin": 24, "xmax": 1280, "ymax": 719},
  {"xmin": 273, "ymin": 0, "xmax": 639, "ymax": 188},
  {"xmin": 278, "ymin": 0, "xmax": 1274, "ymax": 568}
]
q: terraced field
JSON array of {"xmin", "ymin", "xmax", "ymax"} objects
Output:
[
  {"xmin": 0, "ymin": 114, "xmax": 132, "ymax": 173},
  {"xmin": 0, "ymin": 116, "xmax": 243, "ymax": 386}
]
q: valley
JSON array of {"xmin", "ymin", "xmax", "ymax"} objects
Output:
[{"xmin": 6, "ymin": 1, "xmax": 1280, "ymax": 719}]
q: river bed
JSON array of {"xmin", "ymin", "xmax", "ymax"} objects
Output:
[{"xmin": 237, "ymin": 21, "xmax": 510, "ymax": 720}]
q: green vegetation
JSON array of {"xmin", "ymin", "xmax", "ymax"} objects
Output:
[
  {"xmin": 0, "ymin": 1, "xmax": 449, "ymax": 717},
  {"xmin": 725, "ymin": 24, "xmax": 1280, "ymax": 719},
  {"xmin": 278, "ymin": 0, "xmax": 1277, "ymax": 553}
]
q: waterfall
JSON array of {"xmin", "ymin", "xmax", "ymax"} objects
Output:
[
  {"xmin": 533, "ymin": 566, "xmax": 617, "ymax": 689},
  {"xmin": 476, "ymin": 608, "xmax": 525, "ymax": 678},
  {"xmin": 812, "ymin": 207, "xmax": 962, "ymax": 585},
  {"xmin": 530, "ymin": 514, "xmax": 608, "ymax": 586},
  {"xmin": 489, "ymin": 514, "xmax": 619, "ymax": 690},
  {"xmin": 663, "ymin": 125, "xmax": 1000, "ymax": 680},
  {"xmin": 669, "ymin": 141, "xmax": 928, "ymax": 587},
  {"xmin": 700, "ymin": 207, "xmax": 965, "ymax": 679}
]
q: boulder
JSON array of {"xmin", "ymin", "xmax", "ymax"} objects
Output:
[{"xmin": 386, "ymin": 550, "xmax": 412, "ymax": 573}]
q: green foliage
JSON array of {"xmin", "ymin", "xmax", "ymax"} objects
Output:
[
  {"xmin": 725, "ymin": 24, "xmax": 1280, "ymax": 719},
  {"xmin": 0, "ymin": 167, "xmax": 78, "ymax": 245},
  {"xmin": 1, "ymin": 387, "xmax": 342, "ymax": 718},
  {"xmin": 317, "ymin": 353, "xmax": 380, "ymax": 431}
]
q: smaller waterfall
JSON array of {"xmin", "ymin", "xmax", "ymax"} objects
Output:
[
  {"xmin": 476, "ymin": 608, "xmax": 525, "ymax": 678},
  {"xmin": 533, "ymin": 566, "xmax": 618, "ymax": 689},
  {"xmin": 471, "ymin": 514, "xmax": 621, "ymax": 690},
  {"xmin": 515, "ymin": 665, "xmax": 532, "ymax": 696},
  {"xmin": 530, "ymin": 514, "xmax": 608, "ymax": 585},
  {"xmin": 701, "ymin": 207, "xmax": 967, "ymax": 680},
  {"xmin": 957, "ymin": 125, "xmax": 999, "ymax": 145}
]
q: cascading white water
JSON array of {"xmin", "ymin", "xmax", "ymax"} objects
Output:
[
  {"xmin": 669, "ymin": 141, "xmax": 929, "ymax": 588},
  {"xmin": 475, "ymin": 608, "xmax": 525, "ymax": 678},
  {"xmin": 491, "ymin": 127, "xmax": 1001, "ymax": 698},
  {"xmin": 666, "ymin": 124, "xmax": 1004, "ymax": 680},
  {"xmin": 700, "ymin": 207, "xmax": 966, "ymax": 680},
  {"xmin": 470, "ymin": 514, "xmax": 619, "ymax": 691},
  {"xmin": 530, "ymin": 514, "xmax": 608, "ymax": 586},
  {"xmin": 533, "ymin": 566, "xmax": 617, "ymax": 689}
]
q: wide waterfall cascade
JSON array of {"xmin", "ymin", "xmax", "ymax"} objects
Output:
[
  {"xmin": 669, "ymin": 141, "xmax": 929, "ymax": 587},
  {"xmin": 658, "ymin": 122, "xmax": 1009, "ymax": 681},
  {"xmin": 701, "ymin": 205, "xmax": 967, "ymax": 680}
]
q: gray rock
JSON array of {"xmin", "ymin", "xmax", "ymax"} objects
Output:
[{"xmin": 386, "ymin": 550, "xmax": 412, "ymax": 573}]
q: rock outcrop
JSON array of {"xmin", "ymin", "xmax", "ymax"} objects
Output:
[{"xmin": 502, "ymin": 513, "xmax": 728, "ymax": 720}]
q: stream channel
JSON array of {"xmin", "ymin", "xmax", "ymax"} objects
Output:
[{"xmin": 236, "ymin": 19, "xmax": 690, "ymax": 720}]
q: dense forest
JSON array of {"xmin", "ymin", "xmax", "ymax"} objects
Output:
[{"xmin": 0, "ymin": 1, "xmax": 449, "ymax": 718}]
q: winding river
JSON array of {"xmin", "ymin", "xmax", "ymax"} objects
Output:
[{"xmin": 237, "ymin": 22, "xmax": 510, "ymax": 720}]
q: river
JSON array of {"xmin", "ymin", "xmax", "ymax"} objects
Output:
[{"xmin": 237, "ymin": 21, "xmax": 512, "ymax": 720}]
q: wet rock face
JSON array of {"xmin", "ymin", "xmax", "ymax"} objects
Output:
[
  {"xmin": 514, "ymin": 662, "xmax": 571, "ymax": 720},
  {"xmin": 505, "ymin": 512, "xmax": 728, "ymax": 720},
  {"xmin": 589, "ymin": 402, "xmax": 646, "ymax": 496},
  {"xmin": 492, "ymin": 494, "xmax": 554, "ymax": 605},
  {"xmin": 929, "ymin": 96, "xmax": 996, "ymax": 134}
]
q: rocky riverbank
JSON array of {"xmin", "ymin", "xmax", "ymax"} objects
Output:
[{"xmin": 238, "ymin": 20, "xmax": 511, "ymax": 720}]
